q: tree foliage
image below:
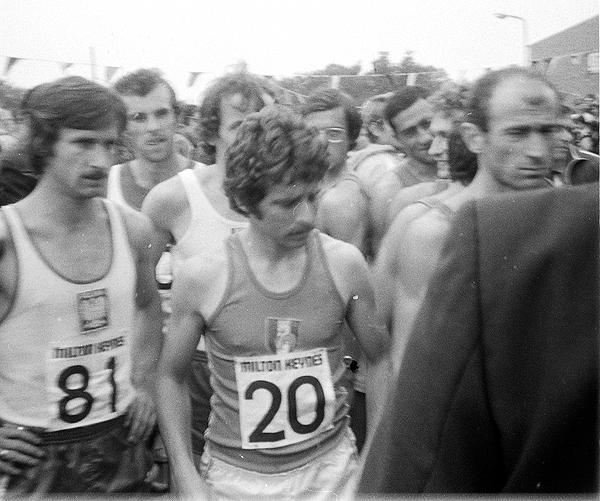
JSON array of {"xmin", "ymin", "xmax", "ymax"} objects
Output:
[
  {"xmin": 275, "ymin": 51, "xmax": 447, "ymax": 105},
  {"xmin": 0, "ymin": 80, "xmax": 26, "ymax": 112}
]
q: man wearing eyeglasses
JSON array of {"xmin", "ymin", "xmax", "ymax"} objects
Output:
[
  {"xmin": 300, "ymin": 89, "xmax": 374, "ymax": 453},
  {"xmin": 300, "ymin": 89, "xmax": 370, "ymax": 257}
]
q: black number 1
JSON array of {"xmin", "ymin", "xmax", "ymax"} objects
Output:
[
  {"xmin": 57, "ymin": 357, "xmax": 117, "ymax": 423},
  {"xmin": 106, "ymin": 357, "xmax": 117, "ymax": 413}
]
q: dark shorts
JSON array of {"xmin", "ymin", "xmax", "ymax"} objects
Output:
[
  {"xmin": 4, "ymin": 415, "xmax": 153, "ymax": 495},
  {"xmin": 349, "ymin": 390, "xmax": 367, "ymax": 453},
  {"xmin": 190, "ymin": 349, "xmax": 212, "ymax": 457}
]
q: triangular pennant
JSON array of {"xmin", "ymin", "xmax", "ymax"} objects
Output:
[
  {"xmin": 105, "ymin": 66, "xmax": 119, "ymax": 82},
  {"xmin": 3, "ymin": 57, "xmax": 20, "ymax": 77},
  {"xmin": 187, "ymin": 72, "xmax": 202, "ymax": 88},
  {"xmin": 60, "ymin": 62, "xmax": 73, "ymax": 73}
]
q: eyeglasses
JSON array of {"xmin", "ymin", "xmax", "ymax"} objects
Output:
[{"xmin": 318, "ymin": 127, "xmax": 346, "ymax": 144}]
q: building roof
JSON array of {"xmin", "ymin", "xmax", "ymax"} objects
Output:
[{"xmin": 531, "ymin": 15, "xmax": 599, "ymax": 61}]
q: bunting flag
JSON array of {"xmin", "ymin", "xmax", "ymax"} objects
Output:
[
  {"xmin": 546, "ymin": 57, "xmax": 559, "ymax": 74},
  {"xmin": 105, "ymin": 66, "xmax": 119, "ymax": 82},
  {"xmin": 187, "ymin": 71, "xmax": 202, "ymax": 88},
  {"xmin": 60, "ymin": 62, "xmax": 73, "ymax": 73},
  {"xmin": 3, "ymin": 56, "xmax": 20, "ymax": 77},
  {"xmin": 587, "ymin": 52, "xmax": 599, "ymax": 73},
  {"xmin": 532, "ymin": 58, "xmax": 551, "ymax": 73},
  {"xmin": 406, "ymin": 73, "xmax": 418, "ymax": 86}
]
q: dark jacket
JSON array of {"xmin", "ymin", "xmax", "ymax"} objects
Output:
[{"xmin": 358, "ymin": 184, "xmax": 599, "ymax": 494}]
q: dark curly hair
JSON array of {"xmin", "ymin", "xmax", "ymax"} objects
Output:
[
  {"xmin": 429, "ymin": 81, "xmax": 471, "ymax": 119},
  {"xmin": 21, "ymin": 76, "xmax": 127, "ymax": 175},
  {"xmin": 448, "ymin": 130, "xmax": 478, "ymax": 183},
  {"xmin": 224, "ymin": 105, "xmax": 329, "ymax": 218},
  {"xmin": 299, "ymin": 88, "xmax": 362, "ymax": 149},
  {"xmin": 429, "ymin": 81, "xmax": 478, "ymax": 183},
  {"xmin": 198, "ymin": 71, "xmax": 272, "ymax": 157}
]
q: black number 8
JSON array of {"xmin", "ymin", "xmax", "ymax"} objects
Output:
[
  {"xmin": 245, "ymin": 375, "xmax": 325, "ymax": 443},
  {"xmin": 57, "ymin": 365, "xmax": 94, "ymax": 424}
]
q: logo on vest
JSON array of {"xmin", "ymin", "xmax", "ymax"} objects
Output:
[
  {"xmin": 77, "ymin": 289, "xmax": 110, "ymax": 334},
  {"xmin": 266, "ymin": 317, "xmax": 299, "ymax": 354}
]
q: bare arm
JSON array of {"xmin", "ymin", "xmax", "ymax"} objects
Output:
[
  {"xmin": 389, "ymin": 213, "xmax": 450, "ymax": 373},
  {"xmin": 121, "ymin": 208, "xmax": 163, "ymax": 442},
  {"xmin": 344, "ymin": 253, "xmax": 391, "ymax": 429},
  {"xmin": 0, "ymin": 215, "xmax": 45, "ymax": 472},
  {"xmin": 156, "ymin": 259, "xmax": 211, "ymax": 498},
  {"xmin": 141, "ymin": 179, "xmax": 183, "ymax": 269},
  {"xmin": 325, "ymin": 237, "xmax": 391, "ymax": 428},
  {"xmin": 315, "ymin": 182, "xmax": 369, "ymax": 256},
  {"xmin": 386, "ymin": 181, "xmax": 439, "ymax": 231},
  {"xmin": 372, "ymin": 203, "xmax": 428, "ymax": 329},
  {"xmin": 369, "ymin": 172, "xmax": 404, "ymax": 255}
]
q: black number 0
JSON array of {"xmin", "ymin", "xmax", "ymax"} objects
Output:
[{"xmin": 245, "ymin": 375, "xmax": 325, "ymax": 443}]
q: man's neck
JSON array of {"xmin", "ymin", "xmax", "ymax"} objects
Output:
[
  {"xmin": 242, "ymin": 226, "xmax": 306, "ymax": 264},
  {"xmin": 453, "ymin": 169, "xmax": 513, "ymax": 206},
  {"xmin": 130, "ymin": 153, "xmax": 186, "ymax": 190},
  {"xmin": 403, "ymin": 156, "xmax": 438, "ymax": 179},
  {"xmin": 18, "ymin": 180, "xmax": 102, "ymax": 229}
]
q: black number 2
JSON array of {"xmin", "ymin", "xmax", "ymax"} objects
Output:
[
  {"xmin": 57, "ymin": 357, "xmax": 117, "ymax": 423},
  {"xmin": 244, "ymin": 375, "xmax": 325, "ymax": 443}
]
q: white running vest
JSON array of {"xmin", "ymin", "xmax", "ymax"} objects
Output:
[
  {"xmin": 0, "ymin": 201, "xmax": 136, "ymax": 430},
  {"xmin": 171, "ymin": 166, "xmax": 248, "ymax": 350}
]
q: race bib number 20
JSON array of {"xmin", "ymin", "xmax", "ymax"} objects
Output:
[{"xmin": 234, "ymin": 348, "xmax": 335, "ymax": 449}]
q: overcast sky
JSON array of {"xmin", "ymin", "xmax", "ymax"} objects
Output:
[{"xmin": 0, "ymin": 0, "xmax": 598, "ymax": 101}]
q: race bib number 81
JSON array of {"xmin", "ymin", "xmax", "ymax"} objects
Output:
[
  {"xmin": 46, "ymin": 331, "xmax": 131, "ymax": 431},
  {"xmin": 234, "ymin": 348, "xmax": 335, "ymax": 449}
]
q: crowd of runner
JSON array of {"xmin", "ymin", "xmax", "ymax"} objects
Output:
[{"xmin": 0, "ymin": 66, "xmax": 597, "ymax": 499}]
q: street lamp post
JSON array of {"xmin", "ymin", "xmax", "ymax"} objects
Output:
[{"xmin": 494, "ymin": 13, "xmax": 530, "ymax": 67}]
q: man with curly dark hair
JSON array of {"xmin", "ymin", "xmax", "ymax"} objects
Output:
[{"xmin": 156, "ymin": 105, "xmax": 389, "ymax": 500}]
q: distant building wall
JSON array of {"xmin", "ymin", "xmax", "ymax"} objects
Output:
[{"xmin": 531, "ymin": 15, "xmax": 599, "ymax": 97}]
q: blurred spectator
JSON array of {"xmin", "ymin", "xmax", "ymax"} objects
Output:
[
  {"xmin": 0, "ymin": 144, "xmax": 38, "ymax": 206},
  {"xmin": 550, "ymin": 106, "xmax": 599, "ymax": 186},
  {"xmin": 0, "ymin": 108, "xmax": 19, "ymax": 154},
  {"xmin": 569, "ymin": 95, "xmax": 599, "ymax": 154}
]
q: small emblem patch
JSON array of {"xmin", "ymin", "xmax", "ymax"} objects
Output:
[
  {"xmin": 266, "ymin": 317, "xmax": 299, "ymax": 354},
  {"xmin": 77, "ymin": 289, "xmax": 109, "ymax": 334}
]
